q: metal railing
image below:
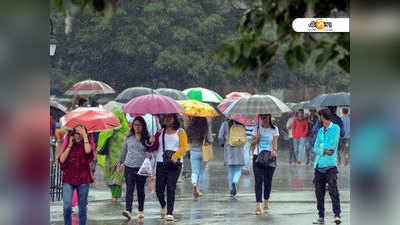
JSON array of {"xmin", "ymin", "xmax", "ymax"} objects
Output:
[{"xmin": 50, "ymin": 138, "xmax": 63, "ymax": 202}]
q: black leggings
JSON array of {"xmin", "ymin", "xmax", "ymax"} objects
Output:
[
  {"xmin": 155, "ymin": 162, "xmax": 182, "ymax": 215},
  {"xmin": 253, "ymin": 155, "xmax": 276, "ymax": 203},
  {"xmin": 125, "ymin": 166, "xmax": 147, "ymax": 212}
]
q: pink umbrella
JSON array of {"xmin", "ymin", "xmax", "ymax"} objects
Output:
[
  {"xmin": 217, "ymin": 98, "xmax": 257, "ymax": 126},
  {"xmin": 226, "ymin": 92, "xmax": 251, "ymax": 99},
  {"xmin": 64, "ymin": 107, "xmax": 120, "ymax": 132},
  {"xmin": 64, "ymin": 79, "xmax": 115, "ymax": 96},
  {"xmin": 122, "ymin": 94, "xmax": 184, "ymax": 115}
]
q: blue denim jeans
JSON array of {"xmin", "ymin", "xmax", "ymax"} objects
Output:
[
  {"xmin": 63, "ymin": 183, "xmax": 90, "ymax": 225},
  {"xmin": 228, "ymin": 165, "xmax": 242, "ymax": 191},
  {"xmin": 243, "ymin": 139, "xmax": 251, "ymax": 171},
  {"xmin": 293, "ymin": 138, "xmax": 306, "ymax": 162},
  {"xmin": 190, "ymin": 150, "xmax": 207, "ymax": 190}
]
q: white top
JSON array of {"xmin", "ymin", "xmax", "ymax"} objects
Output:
[
  {"xmin": 156, "ymin": 129, "xmax": 180, "ymax": 162},
  {"xmin": 251, "ymin": 126, "xmax": 279, "ymax": 155},
  {"xmin": 286, "ymin": 117, "xmax": 293, "ymax": 138}
]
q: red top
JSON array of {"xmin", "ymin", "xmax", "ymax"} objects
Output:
[
  {"xmin": 60, "ymin": 142, "xmax": 94, "ymax": 186},
  {"xmin": 292, "ymin": 118, "xmax": 309, "ymax": 139}
]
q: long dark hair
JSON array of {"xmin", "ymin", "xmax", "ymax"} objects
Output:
[
  {"xmin": 129, "ymin": 116, "xmax": 151, "ymax": 147},
  {"xmin": 228, "ymin": 119, "xmax": 244, "ymax": 128},
  {"xmin": 259, "ymin": 114, "xmax": 276, "ymax": 130},
  {"xmin": 187, "ymin": 117, "xmax": 208, "ymax": 142},
  {"xmin": 161, "ymin": 114, "xmax": 180, "ymax": 130}
]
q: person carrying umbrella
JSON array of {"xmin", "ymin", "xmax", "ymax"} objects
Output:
[
  {"xmin": 96, "ymin": 109, "xmax": 130, "ymax": 204},
  {"xmin": 58, "ymin": 125, "xmax": 95, "ymax": 225},
  {"xmin": 250, "ymin": 114, "xmax": 279, "ymax": 215},
  {"xmin": 150, "ymin": 114, "xmax": 189, "ymax": 222}
]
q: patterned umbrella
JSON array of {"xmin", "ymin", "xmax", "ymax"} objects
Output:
[
  {"xmin": 320, "ymin": 92, "xmax": 350, "ymax": 107},
  {"xmin": 182, "ymin": 87, "xmax": 223, "ymax": 103},
  {"xmin": 156, "ymin": 88, "xmax": 188, "ymax": 100},
  {"xmin": 225, "ymin": 92, "xmax": 251, "ymax": 99},
  {"xmin": 223, "ymin": 95, "xmax": 291, "ymax": 116},
  {"xmin": 63, "ymin": 107, "xmax": 121, "ymax": 132},
  {"xmin": 217, "ymin": 98, "xmax": 257, "ymax": 126},
  {"xmin": 177, "ymin": 100, "xmax": 219, "ymax": 118},
  {"xmin": 115, "ymin": 87, "xmax": 159, "ymax": 103},
  {"xmin": 64, "ymin": 79, "xmax": 115, "ymax": 96},
  {"xmin": 122, "ymin": 94, "xmax": 184, "ymax": 115}
]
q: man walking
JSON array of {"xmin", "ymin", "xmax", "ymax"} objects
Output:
[
  {"xmin": 313, "ymin": 109, "xmax": 342, "ymax": 224},
  {"xmin": 292, "ymin": 109, "xmax": 308, "ymax": 165}
]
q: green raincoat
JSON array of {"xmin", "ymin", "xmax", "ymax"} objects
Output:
[{"xmin": 97, "ymin": 109, "xmax": 130, "ymax": 186}]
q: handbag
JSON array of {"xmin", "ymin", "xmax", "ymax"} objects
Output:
[
  {"xmin": 202, "ymin": 137, "xmax": 213, "ymax": 162},
  {"xmin": 254, "ymin": 126, "xmax": 277, "ymax": 168},
  {"xmin": 97, "ymin": 135, "xmax": 111, "ymax": 155},
  {"xmin": 162, "ymin": 129, "xmax": 181, "ymax": 169}
]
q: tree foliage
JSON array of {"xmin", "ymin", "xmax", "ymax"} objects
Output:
[{"xmin": 216, "ymin": 0, "xmax": 350, "ymax": 80}]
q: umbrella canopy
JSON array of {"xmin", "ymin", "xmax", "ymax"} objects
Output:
[
  {"xmin": 50, "ymin": 98, "xmax": 67, "ymax": 120},
  {"xmin": 96, "ymin": 96, "xmax": 113, "ymax": 105},
  {"xmin": 156, "ymin": 88, "xmax": 188, "ymax": 100},
  {"xmin": 122, "ymin": 94, "xmax": 184, "ymax": 115},
  {"xmin": 102, "ymin": 100, "xmax": 123, "ymax": 111},
  {"xmin": 182, "ymin": 87, "xmax": 223, "ymax": 103},
  {"xmin": 226, "ymin": 92, "xmax": 251, "ymax": 99},
  {"xmin": 64, "ymin": 79, "xmax": 115, "ymax": 96},
  {"xmin": 320, "ymin": 92, "xmax": 350, "ymax": 107},
  {"xmin": 115, "ymin": 87, "xmax": 158, "ymax": 103},
  {"xmin": 292, "ymin": 101, "xmax": 311, "ymax": 111},
  {"xmin": 177, "ymin": 100, "xmax": 219, "ymax": 118},
  {"xmin": 224, "ymin": 95, "xmax": 291, "ymax": 116},
  {"xmin": 217, "ymin": 98, "xmax": 257, "ymax": 126},
  {"xmin": 63, "ymin": 107, "xmax": 121, "ymax": 132},
  {"xmin": 308, "ymin": 93, "xmax": 329, "ymax": 109}
]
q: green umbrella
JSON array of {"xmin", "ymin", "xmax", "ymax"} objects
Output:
[
  {"xmin": 155, "ymin": 88, "xmax": 188, "ymax": 100},
  {"xmin": 115, "ymin": 87, "xmax": 158, "ymax": 103},
  {"xmin": 182, "ymin": 87, "xmax": 223, "ymax": 103}
]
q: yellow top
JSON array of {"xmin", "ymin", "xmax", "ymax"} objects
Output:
[{"xmin": 172, "ymin": 129, "xmax": 189, "ymax": 160}]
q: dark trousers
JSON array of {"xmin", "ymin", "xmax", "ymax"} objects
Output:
[
  {"xmin": 125, "ymin": 166, "xmax": 147, "ymax": 212},
  {"xmin": 156, "ymin": 162, "xmax": 182, "ymax": 215},
  {"xmin": 314, "ymin": 167, "xmax": 341, "ymax": 218},
  {"xmin": 253, "ymin": 156, "xmax": 276, "ymax": 203}
]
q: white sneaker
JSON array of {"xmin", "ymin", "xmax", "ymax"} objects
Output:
[
  {"xmin": 334, "ymin": 216, "xmax": 341, "ymax": 224},
  {"xmin": 160, "ymin": 207, "xmax": 167, "ymax": 218},
  {"xmin": 166, "ymin": 214, "xmax": 174, "ymax": 221},
  {"xmin": 313, "ymin": 218, "xmax": 325, "ymax": 224}
]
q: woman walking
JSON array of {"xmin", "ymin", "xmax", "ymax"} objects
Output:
[
  {"xmin": 186, "ymin": 116, "xmax": 213, "ymax": 198},
  {"xmin": 97, "ymin": 109, "xmax": 129, "ymax": 203},
  {"xmin": 59, "ymin": 125, "xmax": 95, "ymax": 225},
  {"xmin": 218, "ymin": 119, "xmax": 245, "ymax": 198},
  {"xmin": 118, "ymin": 116, "xmax": 154, "ymax": 220},
  {"xmin": 250, "ymin": 114, "xmax": 279, "ymax": 215},
  {"xmin": 151, "ymin": 114, "xmax": 188, "ymax": 221}
]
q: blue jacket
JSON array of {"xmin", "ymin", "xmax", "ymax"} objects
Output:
[{"xmin": 313, "ymin": 122, "xmax": 340, "ymax": 168}]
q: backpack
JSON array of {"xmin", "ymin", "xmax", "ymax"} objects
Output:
[{"xmin": 228, "ymin": 123, "xmax": 246, "ymax": 147}]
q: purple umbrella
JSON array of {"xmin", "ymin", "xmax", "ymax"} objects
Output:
[{"xmin": 122, "ymin": 94, "xmax": 184, "ymax": 115}]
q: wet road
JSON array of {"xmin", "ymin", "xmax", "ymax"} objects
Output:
[{"xmin": 50, "ymin": 147, "xmax": 350, "ymax": 225}]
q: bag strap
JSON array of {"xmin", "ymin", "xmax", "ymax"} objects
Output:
[
  {"xmin": 162, "ymin": 128, "xmax": 166, "ymax": 153},
  {"xmin": 257, "ymin": 125, "xmax": 260, "ymax": 155}
]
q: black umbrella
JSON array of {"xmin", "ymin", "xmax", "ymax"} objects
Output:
[
  {"xmin": 115, "ymin": 87, "xmax": 159, "ymax": 103},
  {"xmin": 50, "ymin": 98, "xmax": 67, "ymax": 120},
  {"xmin": 155, "ymin": 88, "xmax": 188, "ymax": 100}
]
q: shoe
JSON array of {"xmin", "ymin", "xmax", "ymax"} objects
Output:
[
  {"xmin": 138, "ymin": 211, "xmax": 144, "ymax": 219},
  {"xmin": 231, "ymin": 183, "xmax": 237, "ymax": 197},
  {"xmin": 166, "ymin": 215, "xmax": 174, "ymax": 221},
  {"xmin": 193, "ymin": 185, "xmax": 200, "ymax": 198},
  {"xmin": 334, "ymin": 216, "xmax": 341, "ymax": 224},
  {"xmin": 313, "ymin": 218, "xmax": 324, "ymax": 224},
  {"xmin": 263, "ymin": 200, "xmax": 269, "ymax": 211},
  {"xmin": 122, "ymin": 210, "xmax": 132, "ymax": 220},
  {"xmin": 160, "ymin": 207, "xmax": 167, "ymax": 218},
  {"xmin": 255, "ymin": 204, "xmax": 262, "ymax": 215}
]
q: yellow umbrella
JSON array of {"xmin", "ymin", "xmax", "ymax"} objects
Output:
[{"xmin": 177, "ymin": 100, "xmax": 219, "ymax": 118}]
